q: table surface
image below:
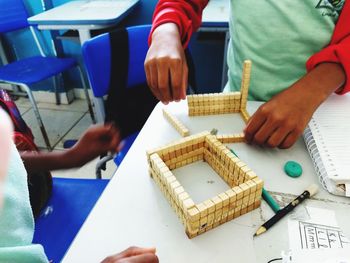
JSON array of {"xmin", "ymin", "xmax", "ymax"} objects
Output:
[
  {"xmin": 28, "ymin": 0, "xmax": 140, "ymax": 27},
  {"xmin": 202, "ymin": 0, "xmax": 230, "ymax": 27},
  {"xmin": 63, "ymin": 100, "xmax": 350, "ymax": 263}
]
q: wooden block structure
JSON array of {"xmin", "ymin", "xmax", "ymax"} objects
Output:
[
  {"xmin": 147, "ymin": 131, "xmax": 263, "ymax": 238},
  {"xmin": 163, "ymin": 60, "xmax": 252, "ymax": 137},
  {"xmin": 187, "ymin": 60, "xmax": 252, "ymax": 118},
  {"xmin": 163, "ymin": 109, "xmax": 190, "ymax": 137}
]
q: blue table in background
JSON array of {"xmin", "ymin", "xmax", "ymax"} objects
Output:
[{"xmin": 28, "ymin": 0, "xmax": 140, "ymax": 123}]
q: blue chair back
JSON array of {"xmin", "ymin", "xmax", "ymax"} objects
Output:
[
  {"xmin": 33, "ymin": 178, "xmax": 108, "ymax": 262},
  {"xmin": 0, "ymin": 0, "xmax": 29, "ymax": 33},
  {"xmin": 82, "ymin": 24, "xmax": 151, "ymax": 97}
]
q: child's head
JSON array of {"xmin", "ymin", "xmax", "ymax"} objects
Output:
[{"xmin": 0, "ymin": 109, "xmax": 13, "ymax": 209}]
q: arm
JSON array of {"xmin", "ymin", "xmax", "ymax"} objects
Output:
[
  {"xmin": 306, "ymin": 1, "xmax": 350, "ymax": 94},
  {"xmin": 145, "ymin": 0, "xmax": 208, "ymax": 104},
  {"xmin": 150, "ymin": 0, "xmax": 209, "ymax": 48},
  {"xmin": 21, "ymin": 124, "xmax": 121, "ymax": 174},
  {"xmin": 0, "ymin": 109, "xmax": 13, "ymax": 207},
  {"xmin": 244, "ymin": 4, "xmax": 349, "ymax": 149}
]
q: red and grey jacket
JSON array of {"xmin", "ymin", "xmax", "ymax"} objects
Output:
[{"xmin": 149, "ymin": 0, "xmax": 350, "ymax": 94}]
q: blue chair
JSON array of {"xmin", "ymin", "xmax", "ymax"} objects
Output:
[
  {"xmin": 33, "ymin": 178, "xmax": 108, "ymax": 262},
  {"xmin": 0, "ymin": 0, "xmax": 95, "ymax": 150},
  {"xmin": 82, "ymin": 25, "xmax": 156, "ymax": 173}
]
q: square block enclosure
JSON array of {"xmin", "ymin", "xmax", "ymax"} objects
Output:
[{"xmin": 147, "ymin": 131, "xmax": 263, "ymax": 238}]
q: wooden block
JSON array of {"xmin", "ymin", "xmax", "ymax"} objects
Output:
[
  {"xmin": 252, "ymin": 177, "xmax": 264, "ymax": 189},
  {"xmin": 240, "ymin": 207, "xmax": 248, "ymax": 215},
  {"xmin": 240, "ymin": 60, "xmax": 252, "ymax": 110},
  {"xmin": 200, "ymin": 216, "xmax": 208, "ymax": 230},
  {"xmin": 203, "ymin": 199, "xmax": 216, "ymax": 214},
  {"xmin": 187, "ymin": 207, "xmax": 200, "ymax": 222},
  {"xmin": 240, "ymin": 183, "xmax": 251, "ymax": 197},
  {"xmin": 183, "ymin": 198, "xmax": 195, "ymax": 210},
  {"xmin": 207, "ymin": 213, "xmax": 215, "ymax": 226},
  {"xmin": 163, "ymin": 108, "xmax": 190, "ymax": 137},
  {"xmin": 240, "ymin": 108, "xmax": 251, "ymax": 123},
  {"xmin": 232, "ymin": 186, "xmax": 244, "ymax": 199},
  {"xmin": 246, "ymin": 180, "xmax": 257, "ymax": 194},
  {"xmin": 218, "ymin": 193, "xmax": 230, "ymax": 207},
  {"xmin": 196, "ymin": 203, "xmax": 208, "ymax": 218},
  {"xmin": 225, "ymin": 189, "xmax": 236, "ymax": 203},
  {"xmin": 214, "ymin": 209, "xmax": 223, "ymax": 222},
  {"xmin": 212, "ymin": 196, "xmax": 223, "ymax": 210}
]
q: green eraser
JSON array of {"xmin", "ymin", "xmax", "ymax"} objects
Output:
[{"xmin": 284, "ymin": 161, "xmax": 302, "ymax": 178}]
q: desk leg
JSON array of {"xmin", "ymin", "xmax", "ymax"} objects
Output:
[
  {"xmin": 221, "ymin": 29, "xmax": 230, "ymax": 90},
  {"xmin": 0, "ymin": 37, "xmax": 9, "ymax": 65},
  {"xmin": 78, "ymin": 29, "xmax": 105, "ymax": 123},
  {"xmin": 79, "ymin": 29, "xmax": 92, "ymax": 45}
]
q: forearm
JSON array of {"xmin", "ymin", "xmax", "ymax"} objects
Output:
[
  {"xmin": 298, "ymin": 62, "xmax": 345, "ymax": 107},
  {"xmin": 20, "ymin": 151, "xmax": 74, "ymax": 174},
  {"xmin": 150, "ymin": 0, "xmax": 208, "ymax": 47}
]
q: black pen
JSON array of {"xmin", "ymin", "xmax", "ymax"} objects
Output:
[{"xmin": 254, "ymin": 184, "xmax": 318, "ymax": 237}]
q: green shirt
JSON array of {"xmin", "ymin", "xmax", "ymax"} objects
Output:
[
  {"xmin": 0, "ymin": 143, "xmax": 48, "ymax": 263},
  {"xmin": 225, "ymin": 0, "xmax": 345, "ymax": 101}
]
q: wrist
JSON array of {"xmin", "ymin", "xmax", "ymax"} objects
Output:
[
  {"xmin": 151, "ymin": 23, "xmax": 181, "ymax": 43},
  {"xmin": 309, "ymin": 62, "xmax": 345, "ymax": 101},
  {"xmin": 291, "ymin": 62, "xmax": 346, "ymax": 108}
]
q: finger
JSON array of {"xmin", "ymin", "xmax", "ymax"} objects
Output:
[
  {"xmin": 169, "ymin": 58, "xmax": 183, "ymax": 102},
  {"xmin": 279, "ymin": 130, "xmax": 299, "ymax": 149},
  {"xmin": 265, "ymin": 126, "xmax": 292, "ymax": 148},
  {"xmin": 252, "ymin": 119, "xmax": 281, "ymax": 146},
  {"xmin": 118, "ymin": 253, "xmax": 159, "ymax": 263},
  {"xmin": 157, "ymin": 62, "xmax": 172, "ymax": 104},
  {"xmin": 148, "ymin": 63, "xmax": 162, "ymax": 101},
  {"xmin": 110, "ymin": 247, "xmax": 156, "ymax": 260},
  {"xmin": 244, "ymin": 111, "xmax": 267, "ymax": 144},
  {"xmin": 144, "ymin": 63, "xmax": 152, "ymax": 89},
  {"xmin": 98, "ymin": 123, "xmax": 116, "ymax": 142},
  {"xmin": 180, "ymin": 62, "xmax": 188, "ymax": 100}
]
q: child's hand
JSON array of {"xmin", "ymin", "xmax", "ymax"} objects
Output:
[
  {"xmin": 244, "ymin": 86, "xmax": 317, "ymax": 148},
  {"xmin": 101, "ymin": 247, "xmax": 158, "ymax": 263},
  {"xmin": 65, "ymin": 124, "xmax": 121, "ymax": 167},
  {"xmin": 244, "ymin": 63, "xmax": 345, "ymax": 148},
  {"xmin": 145, "ymin": 23, "xmax": 187, "ymax": 104},
  {"xmin": 0, "ymin": 109, "xmax": 13, "ymax": 208}
]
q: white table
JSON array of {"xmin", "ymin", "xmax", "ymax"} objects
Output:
[
  {"xmin": 63, "ymin": 101, "xmax": 350, "ymax": 263},
  {"xmin": 28, "ymin": 0, "xmax": 140, "ymax": 123},
  {"xmin": 200, "ymin": 0, "xmax": 230, "ymax": 90}
]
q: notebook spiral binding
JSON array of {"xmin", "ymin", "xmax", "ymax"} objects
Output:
[{"xmin": 303, "ymin": 120, "xmax": 346, "ymax": 197}]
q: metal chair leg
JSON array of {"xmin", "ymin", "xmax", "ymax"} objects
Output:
[
  {"xmin": 77, "ymin": 66, "xmax": 96, "ymax": 124},
  {"xmin": 53, "ymin": 74, "xmax": 61, "ymax": 105},
  {"xmin": 22, "ymin": 84, "xmax": 52, "ymax": 151}
]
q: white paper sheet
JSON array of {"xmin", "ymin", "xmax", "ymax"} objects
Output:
[
  {"xmin": 282, "ymin": 249, "xmax": 350, "ymax": 263},
  {"xmin": 288, "ymin": 207, "xmax": 350, "ymax": 250}
]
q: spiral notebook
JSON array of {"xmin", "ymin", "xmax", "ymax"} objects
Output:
[{"xmin": 303, "ymin": 94, "xmax": 350, "ymax": 197}]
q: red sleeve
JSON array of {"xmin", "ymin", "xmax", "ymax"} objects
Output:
[
  {"xmin": 306, "ymin": 1, "xmax": 350, "ymax": 94},
  {"xmin": 149, "ymin": 0, "xmax": 209, "ymax": 47}
]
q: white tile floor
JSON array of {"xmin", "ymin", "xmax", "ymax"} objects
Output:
[{"xmin": 16, "ymin": 97, "xmax": 116, "ymax": 179}]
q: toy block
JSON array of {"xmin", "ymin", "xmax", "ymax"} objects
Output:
[
  {"xmin": 240, "ymin": 60, "xmax": 252, "ymax": 110},
  {"xmin": 147, "ymin": 132, "xmax": 262, "ymax": 238},
  {"xmin": 240, "ymin": 108, "xmax": 251, "ymax": 123},
  {"xmin": 203, "ymin": 199, "xmax": 216, "ymax": 214},
  {"xmin": 163, "ymin": 108, "xmax": 190, "ymax": 137}
]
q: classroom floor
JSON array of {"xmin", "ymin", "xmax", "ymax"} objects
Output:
[{"xmin": 16, "ymin": 97, "xmax": 116, "ymax": 179}]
